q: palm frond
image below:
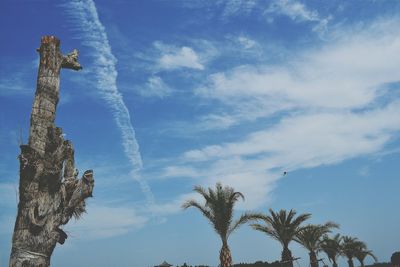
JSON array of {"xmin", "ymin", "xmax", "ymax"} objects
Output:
[
  {"xmin": 183, "ymin": 183, "xmax": 247, "ymax": 242},
  {"xmin": 228, "ymin": 212, "xmax": 259, "ymax": 236},
  {"xmin": 295, "ymin": 222, "xmax": 339, "ymax": 252},
  {"xmin": 250, "ymin": 208, "xmax": 311, "ymax": 248},
  {"xmin": 182, "ymin": 200, "xmax": 214, "ymax": 223}
]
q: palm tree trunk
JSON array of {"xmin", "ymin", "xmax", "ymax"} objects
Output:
[
  {"xmin": 219, "ymin": 241, "xmax": 232, "ymax": 267},
  {"xmin": 347, "ymin": 258, "xmax": 354, "ymax": 267},
  {"xmin": 309, "ymin": 251, "xmax": 319, "ymax": 267},
  {"xmin": 9, "ymin": 36, "xmax": 93, "ymax": 267},
  {"xmin": 281, "ymin": 246, "xmax": 294, "ymax": 267},
  {"xmin": 332, "ymin": 258, "xmax": 338, "ymax": 267}
]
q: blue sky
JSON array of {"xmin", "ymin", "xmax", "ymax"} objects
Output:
[{"xmin": 1, "ymin": 0, "xmax": 400, "ymax": 266}]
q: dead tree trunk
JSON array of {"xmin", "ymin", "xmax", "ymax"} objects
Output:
[{"xmin": 9, "ymin": 36, "xmax": 94, "ymax": 267}]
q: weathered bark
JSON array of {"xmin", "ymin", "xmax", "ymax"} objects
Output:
[
  {"xmin": 309, "ymin": 251, "xmax": 319, "ymax": 267},
  {"xmin": 9, "ymin": 36, "xmax": 94, "ymax": 267}
]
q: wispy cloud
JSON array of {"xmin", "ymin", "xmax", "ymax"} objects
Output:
[
  {"xmin": 220, "ymin": 0, "xmax": 258, "ymax": 20},
  {"xmin": 135, "ymin": 41, "xmax": 216, "ymax": 73},
  {"xmin": 150, "ymin": 16, "xmax": 400, "ymax": 212},
  {"xmin": 158, "ymin": 46, "xmax": 204, "ymax": 70},
  {"xmin": 0, "ymin": 59, "xmax": 37, "ymax": 96},
  {"xmin": 236, "ymin": 35, "xmax": 258, "ymax": 50},
  {"xmin": 358, "ymin": 165, "xmax": 370, "ymax": 177},
  {"xmin": 137, "ymin": 76, "xmax": 173, "ymax": 98},
  {"xmin": 66, "ymin": 204, "xmax": 147, "ymax": 239},
  {"xmin": 160, "ymin": 101, "xmax": 400, "ymax": 210},
  {"xmin": 181, "ymin": 0, "xmax": 330, "ymax": 35},
  {"xmin": 265, "ymin": 0, "xmax": 331, "ymax": 33},
  {"xmin": 196, "ymin": 17, "xmax": 400, "ymax": 128},
  {"xmin": 183, "ymin": 103, "xmax": 400, "ymax": 166},
  {"xmin": 66, "ymin": 0, "xmax": 154, "ymax": 205}
]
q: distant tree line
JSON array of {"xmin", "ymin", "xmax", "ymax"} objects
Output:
[
  {"xmin": 233, "ymin": 260, "xmax": 282, "ymax": 267},
  {"xmin": 174, "ymin": 261, "xmax": 393, "ymax": 267},
  {"xmin": 175, "ymin": 261, "xmax": 282, "ymax": 267}
]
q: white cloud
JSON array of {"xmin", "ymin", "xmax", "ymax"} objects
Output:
[
  {"xmin": 159, "ymin": 101, "xmax": 400, "ymax": 210},
  {"xmin": 198, "ymin": 113, "xmax": 237, "ymax": 130},
  {"xmin": 0, "ymin": 77, "xmax": 29, "ymax": 95},
  {"xmin": 154, "ymin": 160, "xmax": 280, "ymax": 211},
  {"xmin": 159, "ymin": 46, "xmax": 204, "ymax": 70},
  {"xmin": 184, "ymin": 102, "xmax": 400, "ymax": 167},
  {"xmin": 162, "ymin": 166, "xmax": 200, "ymax": 179},
  {"xmin": 66, "ymin": 204, "xmax": 147, "ymax": 239},
  {"xmin": 196, "ymin": 18, "xmax": 400, "ymax": 127},
  {"xmin": 67, "ymin": 0, "xmax": 155, "ymax": 205},
  {"xmin": 147, "ymin": 192, "xmax": 199, "ymax": 216},
  {"xmin": 265, "ymin": 0, "xmax": 331, "ymax": 33},
  {"xmin": 0, "ymin": 59, "xmax": 38, "ymax": 96},
  {"xmin": 267, "ymin": 0, "xmax": 319, "ymax": 22},
  {"xmin": 137, "ymin": 76, "xmax": 173, "ymax": 98},
  {"xmin": 237, "ymin": 35, "xmax": 258, "ymax": 50},
  {"xmin": 181, "ymin": 0, "xmax": 329, "ymax": 35},
  {"xmin": 154, "ymin": 17, "xmax": 400, "ymax": 212},
  {"xmin": 221, "ymin": 0, "xmax": 258, "ymax": 19}
]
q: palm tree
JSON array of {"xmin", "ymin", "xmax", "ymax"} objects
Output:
[
  {"xmin": 355, "ymin": 247, "xmax": 377, "ymax": 267},
  {"xmin": 182, "ymin": 183, "xmax": 255, "ymax": 267},
  {"xmin": 320, "ymin": 234, "xmax": 343, "ymax": 267},
  {"xmin": 294, "ymin": 222, "xmax": 339, "ymax": 267},
  {"xmin": 250, "ymin": 209, "xmax": 311, "ymax": 267},
  {"xmin": 341, "ymin": 236, "xmax": 366, "ymax": 267}
]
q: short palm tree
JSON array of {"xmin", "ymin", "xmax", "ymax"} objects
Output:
[
  {"xmin": 341, "ymin": 236, "xmax": 366, "ymax": 267},
  {"xmin": 320, "ymin": 234, "xmax": 343, "ymax": 267},
  {"xmin": 294, "ymin": 222, "xmax": 339, "ymax": 267},
  {"xmin": 250, "ymin": 209, "xmax": 311, "ymax": 267},
  {"xmin": 182, "ymin": 183, "xmax": 255, "ymax": 267},
  {"xmin": 355, "ymin": 247, "xmax": 377, "ymax": 267}
]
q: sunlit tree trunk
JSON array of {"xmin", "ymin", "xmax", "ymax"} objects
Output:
[
  {"xmin": 9, "ymin": 36, "xmax": 94, "ymax": 267},
  {"xmin": 220, "ymin": 239, "xmax": 232, "ymax": 267}
]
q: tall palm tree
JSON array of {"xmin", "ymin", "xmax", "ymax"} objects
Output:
[
  {"xmin": 320, "ymin": 234, "xmax": 343, "ymax": 267},
  {"xmin": 355, "ymin": 247, "xmax": 377, "ymax": 267},
  {"xmin": 341, "ymin": 236, "xmax": 366, "ymax": 267},
  {"xmin": 182, "ymin": 183, "xmax": 255, "ymax": 267},
  {"xmin": 294, "ymin": 222, "xmax": 339, "ymax": 267},
  {"xmin": 250, "ymin": 209, "xmax": 311, "ymax": 267}
]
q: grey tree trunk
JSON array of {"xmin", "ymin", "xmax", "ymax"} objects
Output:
[{"xmin": 9, "ymin": 36, "xmax": 94, "ymax": 267}]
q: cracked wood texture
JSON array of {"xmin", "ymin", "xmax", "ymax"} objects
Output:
[{"xmin": 9, "ymin": 36, "xmax": 94, "ymax": 267}]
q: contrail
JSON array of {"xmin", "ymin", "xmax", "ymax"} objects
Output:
[{"xmin": 66, "ymin": 0, "xmax": 155, "ymax": 205}]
